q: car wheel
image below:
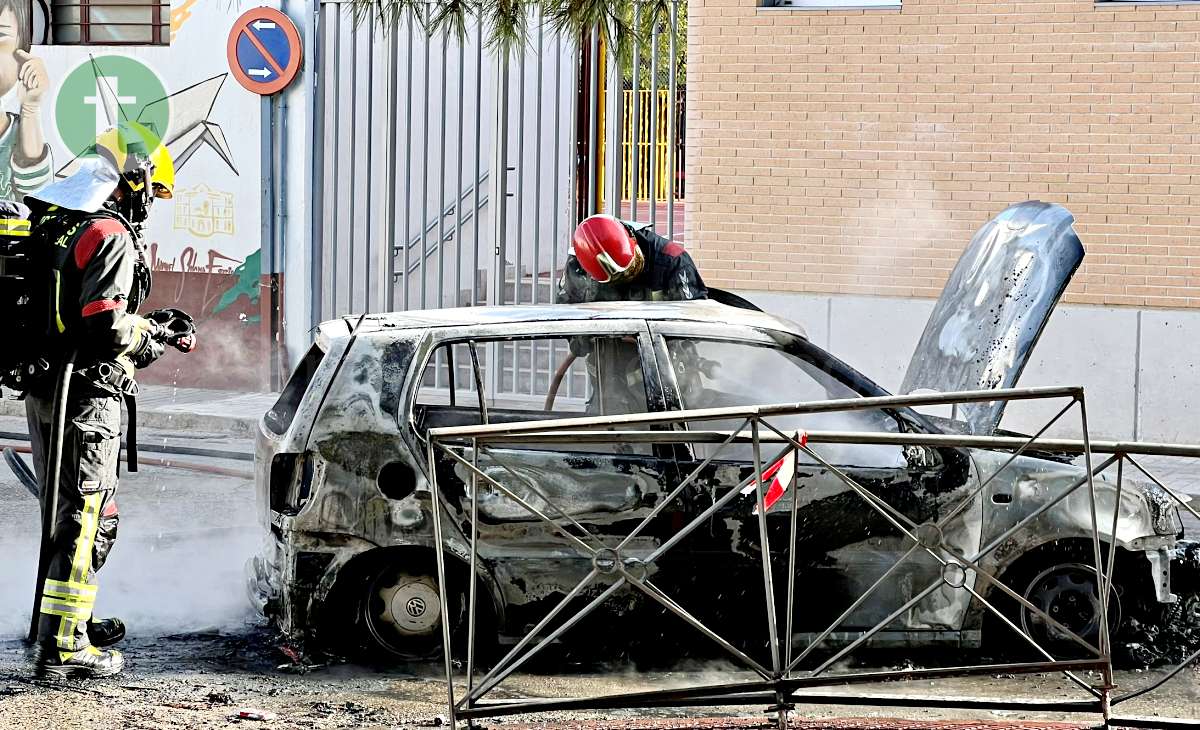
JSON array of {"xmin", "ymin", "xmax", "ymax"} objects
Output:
[
  {"xmin": 360, "ymin": 567, "xmax": 463, "ymax": 661},
  {"xmin": 1019, "ymin": 561, "xmax": 1121, "ymax": 657}
]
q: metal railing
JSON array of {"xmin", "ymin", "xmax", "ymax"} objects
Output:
[
  {"xmin": 398, "ymin": 173, "xmax": 490, "ymax": 277},
  {"xmin": 424, "ymin": 385, "xmax": 1200, "ymax": 728},
  {"xmin": 598, "ymin": 0, "xmax": 687, "ymax": 240},
  {"xmin": 312, "ymin": 2, "xmax": 583, "ymax": 319}
]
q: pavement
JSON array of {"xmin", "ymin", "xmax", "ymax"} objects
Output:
[{"xmin": 0, "ymin": 383, "xmax": 275, "ymax": 438}]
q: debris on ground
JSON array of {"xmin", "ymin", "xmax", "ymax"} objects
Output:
[
  {"xmin": 1120, "ymin": 590, "xmax": 1200, "ymax": 667},
  {"xmin": 413, "ymin": 715, "xmax": 448, "ymax": 726},
  {"xmin": 279, "ymin": 645, "xmax": 303, "ymax": 664}
]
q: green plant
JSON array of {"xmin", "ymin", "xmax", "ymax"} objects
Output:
[{"xmin": 346, "ymin": 0, "xmax": 681, "ymax": 58}]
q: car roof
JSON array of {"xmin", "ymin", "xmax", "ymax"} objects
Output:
[{"xmin": 319, "ymin": 301, "xmax": 808, "ymax": 340}]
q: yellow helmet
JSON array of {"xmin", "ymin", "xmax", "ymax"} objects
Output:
[{"xmin": 93, "ymin": 121, "xmax": 175, "ymax": 200}]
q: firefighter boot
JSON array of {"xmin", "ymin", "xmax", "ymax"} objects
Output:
[
  {"xmin": 88, "ymin": 617, "xmax": 126, "ymax": 648},
  {"xmin": 36, "ymin": 645, "xmax": 125, "ymax": 679}
]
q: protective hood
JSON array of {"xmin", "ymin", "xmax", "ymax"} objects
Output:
[
  {"xmin": 900, "ymin": 201, "xmax": 1084, "ymax": 435},
  {"xmin": 25, "ymin": 157, "xmax": 120, "ymax": 213}
]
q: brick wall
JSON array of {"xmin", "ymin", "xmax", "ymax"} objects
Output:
[{"xmin": 685, "ymin": 0, "xmax": 1200, "ymax": 306}]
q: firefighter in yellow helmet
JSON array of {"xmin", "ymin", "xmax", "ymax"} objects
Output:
[{"xmin": 20, "ymin": 122, "xmax": 195, "ymax": 678}]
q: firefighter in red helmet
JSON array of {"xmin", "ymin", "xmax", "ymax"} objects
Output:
[
  {"xmin": 550, "ymin": 216, "xmax": 708, "ymax": 417},
  {"xmin": 556, "ymin": 215, "xmax": 707, "ymax": 305}
]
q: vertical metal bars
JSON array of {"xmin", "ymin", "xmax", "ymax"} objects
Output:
[
  {"xmin": 648, "ymin": 16, "xmax": 659, "ymax": 229},
  {"xmin": 309, "ymin": 1, "xmax": 681, "ymax": 326},
  {"xmin": 401, "ymin": 14, "xmax": 414, "ymax": 310},
  {"xmin": 471, "ymin": 16, "xmax": 484, "ymax": 308},
  {"xmin": 586, "ymin": 30, "xmax": 600, "ymax": 217},
  {"xmin": 618, "ymin": 1, "xmax": 686, "ymax": 229},
  {"xmin": 604, "ymin": 19, "xmax": 623, "ymax": 216},
  {"xmin": 629, "ymin": 2, "xmax": 642, "ymax": 222},
  {"xmin": 666, "ymin": 0, "xmax": 679, "ymax": 239}
]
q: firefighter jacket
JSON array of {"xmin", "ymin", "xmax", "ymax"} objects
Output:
[
  {"xmin": 27, "ymin": 205, "xmax": 154, "ymax": 383},
  {"xmin": 555, "ymin": 222, "xmax": 708, "ymax": 306}
]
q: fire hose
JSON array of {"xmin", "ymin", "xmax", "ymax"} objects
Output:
[
  {"xmin": 27, "ymin": 351, "xmax": 74, "ymax": 643},
  {"xmin": 3, "ymin": 444, "xmax": 253, "ymax": 495},
  {"xmin": 3, "ymin": 428, "xmax": 253, "ymax": 500}
]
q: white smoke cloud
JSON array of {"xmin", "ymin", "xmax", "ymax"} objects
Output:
[{"xmin": 0, "ymin": 463, "xmax": 262, "ymax": 640}]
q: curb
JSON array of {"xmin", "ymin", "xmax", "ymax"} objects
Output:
[{"xmin": 0, "ymin": 398, "xmax": 260, "ymax": 437}]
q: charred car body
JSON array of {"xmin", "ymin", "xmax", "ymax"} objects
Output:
[{"xmin": 249, "ymin": 203, "xmax": 1199, "ymax": 662}]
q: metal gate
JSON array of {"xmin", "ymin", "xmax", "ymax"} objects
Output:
[{"xmin": 309, "ymin": 0, "xmax": 687, "ymax": 324}]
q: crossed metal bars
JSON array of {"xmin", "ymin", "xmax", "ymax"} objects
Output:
[{"xmin": 423, "ymin": 385, "xmax": 1200, "ymax": 728}]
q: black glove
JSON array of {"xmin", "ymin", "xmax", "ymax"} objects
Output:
[
  {"xmin": 145, "ymin": 308, "xmax": 197, "ymax": 353},
  {"xmin": 129, "ymin": 328, "xmax": 166, "ymax": 369}
]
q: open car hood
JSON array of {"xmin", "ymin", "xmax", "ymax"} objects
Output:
[{"xmin": 900, "ymin": 201, "xmax": 1084, "ymax": 435}]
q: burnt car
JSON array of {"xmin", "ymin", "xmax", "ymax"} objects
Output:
[{"xmin": 250, "ymin": 202, "xmax": 1198, "ymax": 663}]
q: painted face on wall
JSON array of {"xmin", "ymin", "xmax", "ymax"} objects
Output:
[{"xmin": 0, "ymin": 7, "xmax": 21, "ymax": 94}]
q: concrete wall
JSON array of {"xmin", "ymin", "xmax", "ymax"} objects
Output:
[
  {"xmin": 736, "ymin": 290, "xmax": 1200, "ymax": 443},
  {"xmin": 687, "ymin": 0, "xmax": 1200, "ymax": 309}
]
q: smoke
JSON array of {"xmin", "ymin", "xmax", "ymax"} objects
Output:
[
  {"xmin": 675, "ymin": 338, "xmax": 906, "ymax": 468},
  {"xmin": 0, "ymin": 463, "xmax": 263, "ymax": 641},
  {"xmin": 148, "ymin": 322, "xmax": 265, "ymax": 390}
]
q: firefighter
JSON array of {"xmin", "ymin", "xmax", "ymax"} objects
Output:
[
  {"xmin": 555, "ymin": 214, "xmax": 707, "ymax": 305},
  {"xmin": 552, "ymin": 216, "xmax": 706, "ymax": 416},
  {"xmin": 24, "ymin": 122, "xmax": 195, "ymax": 678}
]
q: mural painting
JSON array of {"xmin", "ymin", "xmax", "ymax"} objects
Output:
[
  {"xmin": 0, "ymin": 0, "xmax": 51, "ymax": 200},
  {"xmin": 11, "ymin": 2, "xmax": 268, "ymax": 390}
]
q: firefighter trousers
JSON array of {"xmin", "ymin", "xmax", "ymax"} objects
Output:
[{"xmin": 26, "ymin": 391, "xmax": 122, "ymax": 653}]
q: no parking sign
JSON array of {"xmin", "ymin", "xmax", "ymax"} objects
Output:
[{"xmin": 226, "ymin": 7, "xmax": 302, "ymax": 95}]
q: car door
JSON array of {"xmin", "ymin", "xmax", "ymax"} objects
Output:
[
  {"xmin": 410, "ymin": 320, "xmax": 682, "ymax": 628},
  {"xmin": 649, "ymin": 321, "xmax": 969, "ymax": 637}
]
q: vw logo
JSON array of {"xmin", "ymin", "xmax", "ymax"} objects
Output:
[{"xmin": 405, "ymin": 597, "xmax": 427, "ymax": 617}]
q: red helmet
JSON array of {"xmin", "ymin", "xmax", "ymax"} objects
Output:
[{"xmin": 572, "ymin": 215, "xmax": 642, "ymax": 284}]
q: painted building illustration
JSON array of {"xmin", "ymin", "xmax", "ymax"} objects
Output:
[{"xmin": 174, "ymin": 183, "xmax": 235, "ymax": 238}]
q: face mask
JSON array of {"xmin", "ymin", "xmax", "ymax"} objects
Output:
[{"xmin": 605, "ymin": 247, "xmax": 644, "ymax": 285}]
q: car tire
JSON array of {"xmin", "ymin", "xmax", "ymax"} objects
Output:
[
  {"xmin": 989, "ymin": 543, "xmax": 1165, "ymax": 666},
  {"xmin": 358, "ymin": 564, "xmax": 466, "ymax": 662},
  {"xmin": 1017, "ymin": 560, "xmax": 1122, "ymax": 659}
]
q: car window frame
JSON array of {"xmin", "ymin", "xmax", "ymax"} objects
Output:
[
  {"xmin": 402, "ymin": 319, "xmax": 667, "ymax": 451},
  {"xmin": 647, "ymin": 321, "xmax": 937, "ymax": 461}
]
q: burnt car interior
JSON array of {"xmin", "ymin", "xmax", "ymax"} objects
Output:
[
  {"xmin": 400, "ymin": 320, "xmax": 980, "ymax": 637},
  {"xmin": 662, "ymin": 333, "xmax": 908, "ymax": 466},
  {"xmin": 412, "ymin": 333, "xmax": 656, "ymax": 455}
]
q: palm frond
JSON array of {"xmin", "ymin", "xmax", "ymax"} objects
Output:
[
  {"xmin": 342, "ymin": 0, "xmax": 671, "ymax": 59},
  {"xmin": 544, "ymin": 0, "xmax": 648, "ymax": 57},
  {"xmin": 484, "ymin": 0, "xmax": 531, "ymax": 55},
  {"xmin": 634, "ymin": 0, "xmax": 670, "ymax": 38},
  {"xmin": 345, "ymin": 0, "xmax": 421, "ymax": 29},
  {"xmin": 429, "ymin": 0, "xmax": 475, "ymax": 41}
]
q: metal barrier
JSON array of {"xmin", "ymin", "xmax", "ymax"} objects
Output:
[{"xmin": 424, "ymin": 386, "xmax": 1200, "ymax": 728}]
